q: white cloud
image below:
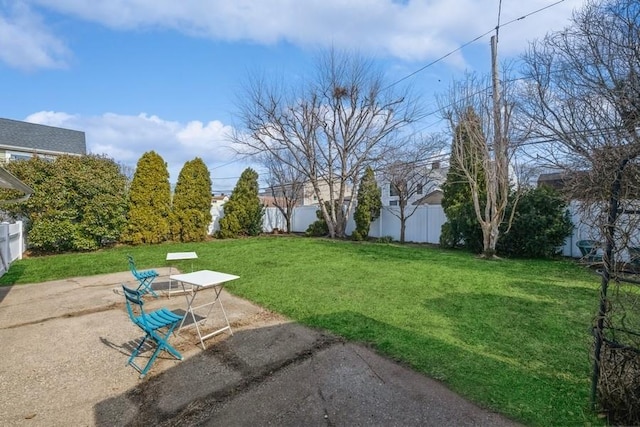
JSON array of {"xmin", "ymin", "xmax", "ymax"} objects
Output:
[
  {"xmin": 25, "ymin": 0, "xmax": 585, "ymax": 65},
  {"xmin": 0, "ymin": 1, "xmax": 70, "ymax": 70},
  {"xmin": 23, "ymin": 111, "xmax": 253, "ymax": 189}
]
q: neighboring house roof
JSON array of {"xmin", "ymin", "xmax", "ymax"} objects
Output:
[
  {"xmin": 379, "ymin": 161, "xmax": 448, "ymax": 206},
  {"xmin": 537, "ymin": 172, "xmax": 567, "ymax": 191},
  {"xmin": 413, "ymin": 189, "xmax": 443, "ymax": 205},
  {"xmin": 538, "ymin": 168, "xmax": 640, "ymax": 201},
  {"xmin": 0, "ymin": 118, "xmax": 86, "ymax": 156},
  {"xmin": 259, "ymin": 195, "xmax": 289, "ymax": 207}
]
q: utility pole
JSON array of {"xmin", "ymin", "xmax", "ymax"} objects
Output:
[
  {"xmin": 484, "ymin": 31, "xmax": 507, "ymax": 257},
  {"xmin": 491, "ymin": 35, "xmax": 502, "ymax": 156}
]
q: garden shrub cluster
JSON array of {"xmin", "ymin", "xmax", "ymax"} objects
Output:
[
  {"xmin": 1, "ymin": 155, "xmax": 127, "ymax": 252},
  {"xmin": 497, "ymin": 186, "xmax": 574, "ymax": 258},
  {"xmin": 441, "ymin": 183, "xmax": 573, "ymax": 258},
  {"xmin": 0, "ymin": 151, "xmax": 216, "ymax": 253}
]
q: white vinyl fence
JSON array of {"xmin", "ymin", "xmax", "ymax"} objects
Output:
[
  {"xmin": 0, "ymin": 221, "xmax": 25, "ymax": 277},
  {"xmin": 212, "ymin": 205, "xmax": 448, "ymax": 244},
  {"xmin": 364, "ymin": 206, "xmax": 447, "ymax": 243},
  {"xmin": 559, "ymin": 201, "xmax": 640, "ymax": 261},
  {"xmin": 209, "ymin": 201, "xmax": 633, "ymax": 259}
]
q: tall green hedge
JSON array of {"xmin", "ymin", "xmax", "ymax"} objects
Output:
[
  {"xmin": 353, "ymin": 166, "xmax": 381, "ymax": 240},
  {"xmin": 217, "ymin": 168, "xmax": 264, "ymax": 238},
  {"xmin": 1, "ymin": 154, "xmax": 127, "ymax": 252},
  {"xmin": 170, "ymin": 157, "xmax": 212, "ymax": 242},
  {"xmin": 121, "ymin": 151, "xmax": 171, "ymax": 244}
]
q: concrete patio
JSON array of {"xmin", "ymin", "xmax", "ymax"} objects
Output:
[{"xmin": 0, "ymin": 270, "xmax": 520, "ymax": 426}]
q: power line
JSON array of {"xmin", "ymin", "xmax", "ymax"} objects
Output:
[
  {"xmin": 383, "ymin": 0, "xmax": 566, "ymax": 90},
  {"xmin": 209, "ymin": 153, "xmax": 257, "ymax": 170},
  {"xmin": 392, "ymin": 58, "xmax": 610, "ymax": 144},
  {"xmin": 382, "ymin": 30, "xmax": 495, "ymax": 91}
]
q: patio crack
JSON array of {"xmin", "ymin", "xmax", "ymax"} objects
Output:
[{"xmin": 0, "ymin": 303, "xmax": 119, "ymax": 329}]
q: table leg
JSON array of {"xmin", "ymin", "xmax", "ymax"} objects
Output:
[
  {"xmin": 177, "ymin": 283, "xmax": 233, "ymax": 350},
  {"xmin": 178, "ymin": 282, "xmax": 199, "ymax": 333}
]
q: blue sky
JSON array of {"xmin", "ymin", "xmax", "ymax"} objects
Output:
[{"xmin": 0, "ymin": 0, "xmax": 586, "ymax": 192}]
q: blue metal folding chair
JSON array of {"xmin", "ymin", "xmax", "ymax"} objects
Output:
[
  {"xmin": 127, "ymin": 255, "xmax": 160, "ymax": 297},
  {"xmin": 121, "ymin": 284, "xmax": 183, "ymax": 378}
]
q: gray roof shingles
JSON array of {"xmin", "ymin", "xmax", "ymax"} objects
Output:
[{"xmin": 0, "ymin": 118, "xmax": 86, "ymax": 155}]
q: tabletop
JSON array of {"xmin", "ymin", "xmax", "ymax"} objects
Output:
[
  {"xmin": 169, "ymin": 270, "xmax": 240, "ymax": 288},
  {"xmin": 166, "ymin": 251, "xmax": 198, "ymax": 261}
]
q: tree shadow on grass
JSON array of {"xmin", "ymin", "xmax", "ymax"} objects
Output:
[{"xmin": 301, "ymin": 305, "xmax": 596, "ymax": 427}]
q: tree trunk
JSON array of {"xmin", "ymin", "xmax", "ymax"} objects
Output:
[
  {"xmin": 480, "ymin": 223, "xmax": 497, "ymax": 258},
  {"xmin": 400, "ymin": 203, "xmax": 406, "ymax": 243},
  {"xmin": 591, "ymin": 158, "xmax": 628, "ymax": 408}
]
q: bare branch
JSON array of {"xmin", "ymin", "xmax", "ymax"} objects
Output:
[{"xmin": 231, "ymin": 48, "xmax": 423, "ymax": 237}]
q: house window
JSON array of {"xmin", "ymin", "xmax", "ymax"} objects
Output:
[
  {"xmin": 417, "ymin": 183, "xmax": 423, "ymax": 195},
  {"xmin": 9, "ymin": 153, "xmax": 33, "ymax": 162},
  {"xmin": 389, "ymin": 200, "xmax": 399, "ymax": 206},
  {"xmin": 389, "ymin": 183, "xmax": 400, "ymax": 197}
]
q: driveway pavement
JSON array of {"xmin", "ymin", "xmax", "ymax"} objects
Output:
[{"xmin": 0, "ymin": 271, "xmax": 521, "ymax": 426}]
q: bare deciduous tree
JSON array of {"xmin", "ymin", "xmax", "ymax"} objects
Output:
[
  {"xmin": 439, "ymin": 69, "xmax": 516, "ymax": 258},
  {"xmin": 519, "ymin": 0, "xmax": 640, "ymax": 420},
  {"xmin": 259, "ymin": 152, "xmax": 304, "ymax": 233},
  {"xmin": 233, "ymin": 49, "xmax": 422, "ymax": 238},
  {"xmin": 381, "ymin": 135, "xmax": 446, "ymax": 243}
]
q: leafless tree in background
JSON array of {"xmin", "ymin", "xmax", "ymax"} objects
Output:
[
  {"xmin": 381, "ymin": 135, "xmax": 446, "ymax": 243},
  {"xmin": 232, "ymin": 49, "xmax": 422, "ymax": 238},
  {"xmin": 259, "ymin": 152, "xmax": 304, "ymax": 233}
]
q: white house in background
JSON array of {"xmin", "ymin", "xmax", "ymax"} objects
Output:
[
  {"xmin": 379, "ymin": 161, "xmax": 448, "ymax": 207},
  {"xmin": 301, "ymin": 179, "xmax": 354, "ymax": 206},
  {"xmin": 262, "ymin": 179, "xmax": 352, "ymax": 206},
  {"xmin": 208, "ymin": 194, "xmax": 229, "ymax": 235}
]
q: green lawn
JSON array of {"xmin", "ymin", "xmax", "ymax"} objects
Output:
[{"xmin": 1, "ymin": 236, "xmax": 601, "ymax": 426}]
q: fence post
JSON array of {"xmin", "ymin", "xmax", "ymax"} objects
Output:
[
  {"xmin": 17, "ymin": 221, "xmax": 24, "ymax": 260},
  {"xmin": 0, "ymin": 223, "xmax": 8, "ymax": 274}
]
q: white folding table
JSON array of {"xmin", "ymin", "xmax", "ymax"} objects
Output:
[
  {"xmin": 165, "ymin": 252, "xmax": 198, "ymax": 296},
  {"xmin": 171, "ymin": 270, "xmax": 240, "ymax": 349}
]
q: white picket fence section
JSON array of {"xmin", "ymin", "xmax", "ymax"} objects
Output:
[{"xmin": 0, "ymin": 221, "xmax": 25, "ymax": 277}]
